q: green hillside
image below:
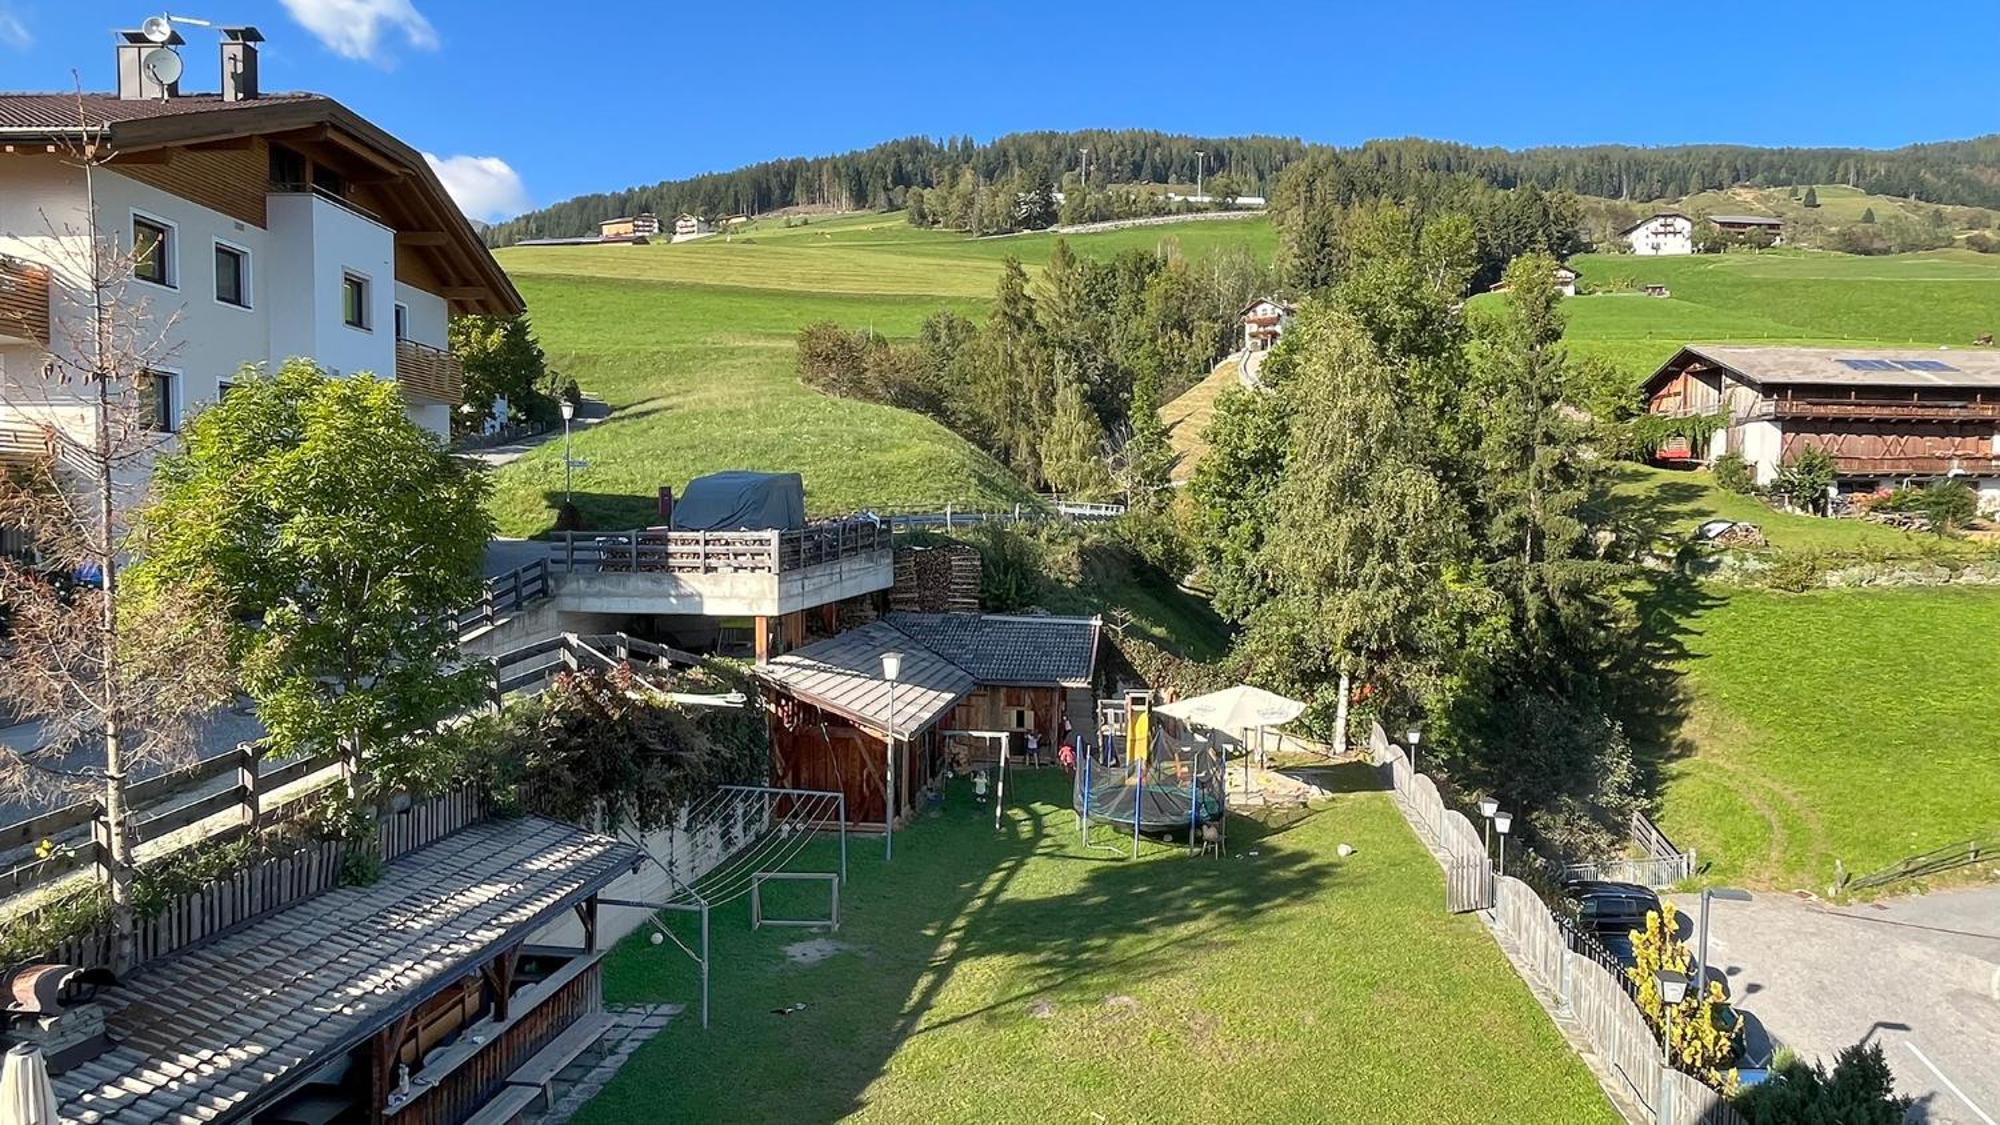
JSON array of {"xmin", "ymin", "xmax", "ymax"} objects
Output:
[
  {"xmin": 1546, "ymin": 248, "xmax": 2000, "ymax": 379},
  {"xmin": 487, "ymin": 215, "xmax": 1274, "ymax": 535}
]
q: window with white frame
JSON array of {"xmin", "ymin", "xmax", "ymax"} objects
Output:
[
  {"xmin": 342, "ymin": 272, "xmax": 370, "ymax": 330},
  {"xmin": 138, "ymin": 370, "xmax": 178, "ymax": 433},
  {"xmin": 394, "ymin": 302, "xmax": 409, "ymax": 341},
  {"xmin": 214, "ymin": 241, "xmax": 249, "ymax": 308},
  {"xmin": 132, "ymin": 214, "xmax": 174, "ymax": 288}
]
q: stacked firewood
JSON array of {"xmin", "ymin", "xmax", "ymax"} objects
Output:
[{"xmin": 891, "ymin": 545, "xmax": 982, "ymax": 613}]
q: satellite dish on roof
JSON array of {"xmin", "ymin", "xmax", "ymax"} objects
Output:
[
  {"xmin": 140, "ymin": 46, "xmax": 183, "ymax": 86},
  {"xmin": 141, "ymin": 15, "xmax": 174, "ymax": 42}
]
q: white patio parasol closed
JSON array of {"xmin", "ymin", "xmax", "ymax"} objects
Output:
[
  {"xmin": 1, "ymin": 1043, "xmax": 58, "ymax": 1125},
  {"xmin": 1154, "ymin": 685, "xmax": 1307, "ymax": 788}
]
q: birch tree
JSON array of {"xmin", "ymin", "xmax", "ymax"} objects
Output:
[{"xmin": 0, "ymin": 116, "xmax": 232, "ymax": 966}]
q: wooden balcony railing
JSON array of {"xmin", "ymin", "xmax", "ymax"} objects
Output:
[
  {"xmin": 550, "ymin": 516, "xmax": 892, "ymax": 575},
  {"xmin": 396, "ymin": 338, "xmax": 465, "ymax": 406},
  {"xmin": 1758, "ymin": 399, "xmax": 2000, "ymax": 421},
  {"xmin": 0, "ymin": 254, "xmax": 50, "ymax": 345},
  {"xmin": 1832, "ymin": 454, "xmax": 2000, "ymax": 475}
]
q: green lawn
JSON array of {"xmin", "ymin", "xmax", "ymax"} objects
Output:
[
  {"xmin": 1541, "ymin": 248, "xmax": 2000, "ymax": 381},
  {"xmin": 488, "ymin": 216, "xmax": 1275, "ymax": 536},
  {"xmin": 1656, "ymin": 586, "xmax": 2000, "ymax": 890},
  {"xmin": 576, "ymin": 771, "xmax": 1616, "ymax": 1124},
  {"xmin": 1609, "ymin": 463, "xmax": 1977, "ymax": 556}
]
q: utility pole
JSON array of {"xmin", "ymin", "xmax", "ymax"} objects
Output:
[{"xmin": 1195, "ymin": 150, "xmax": 1205, "ymax": 199}]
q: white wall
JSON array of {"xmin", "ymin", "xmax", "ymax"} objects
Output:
[
  {"xmin": 1737, "ymin": 420, "xmax": 1784, "ymax": 483},
  {"xmin": 1626, "ymin": 215, "xmax": 1693, "ymax": 256},
  {"xmin": 95, "ymin": 168, "xmax": 278, "ymax": 418},
  {"xmin": 4, "ymin": 154, "xmax": 458, "ymax": 448},
  {"xmin": 394, "ymin": 281, "xmax": 449, "ymax": 349},
  {"xmin": 265, "ymin": 192, "xmax": 396, "ymax": 381}
]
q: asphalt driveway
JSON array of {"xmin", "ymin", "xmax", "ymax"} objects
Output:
[{"xmin": 1673, "ymin": 884, "xmax": 2000, "ymax": 1124}]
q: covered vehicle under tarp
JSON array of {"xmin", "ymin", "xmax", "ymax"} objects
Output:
[{"xmin": 670, "ymin": 471, "xmax": 807, "ymax": 531}]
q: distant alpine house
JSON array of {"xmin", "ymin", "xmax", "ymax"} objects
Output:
[{"xmin": 0, "ymin": 26, "xmax": 521, "ymax": 449}]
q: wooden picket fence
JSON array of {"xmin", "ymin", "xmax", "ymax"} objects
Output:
[{"xmin": 1371, "ymin": 723, "xmax": 1744, "ymax": 1125}]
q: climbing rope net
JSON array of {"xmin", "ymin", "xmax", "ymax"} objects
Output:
[{"xmin": 611, "ymin": 784, "xmax": 847, "ymax": 1028}]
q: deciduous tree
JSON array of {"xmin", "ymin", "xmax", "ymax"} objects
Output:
[{"xmin": 129, "ymin": 362, "xmax": 495, "ymax": 803}]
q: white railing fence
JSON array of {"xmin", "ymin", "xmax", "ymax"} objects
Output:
[{"xmin": 1369, "ymin": 723, "xmax": 1743, "ymax": 1125}]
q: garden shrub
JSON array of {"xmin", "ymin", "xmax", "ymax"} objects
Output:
[
  {"xmin": 1917, "ymin": 479, "xmax": 1978, "ymax": 534},
  {"xmin": 1711, "ymin": 452, "xmax": 1756, "ymax": 495},
  {"xmin": 1628, "ymin": 901, "xmax": 1739, "ymax": 1089},
  {"xmin": 1733, "ymin": 1041, "xmax": 1908, "ymax": 1123}
]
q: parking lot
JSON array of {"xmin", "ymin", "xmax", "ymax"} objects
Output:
[{"xmin": 1673, "ymin": 884, "xmax": 2000, "ymax": 1124}]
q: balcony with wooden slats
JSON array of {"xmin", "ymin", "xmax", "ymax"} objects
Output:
[
  {"xmin": 0, "ymin": 254, "xmax": 51, "ymax": 347},
  {"xmin": 395, "ymin": 338, "xmax": 464, "ymax": 406}
]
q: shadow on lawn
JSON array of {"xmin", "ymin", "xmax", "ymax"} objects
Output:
[
  {"xmin": 1603, "ymin": 466, "xmax": 1731, "ymax": 796},
  {"xmin": 596, "ymin": 771, "xmax": 1337, "ymax": 1124}
]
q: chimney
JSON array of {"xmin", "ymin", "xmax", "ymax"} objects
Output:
[
  {"xmin": 220, "ymin": 27, "xmax": 263, "ymax": 102},
  {"xmin": 115, "ymin": 29, "xmax": 184, "ymax": 101}
]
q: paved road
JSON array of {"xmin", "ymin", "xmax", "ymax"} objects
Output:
[{"xmin": 1674, "ymin": 885, "xmax": 2000, "ymax": 1123}]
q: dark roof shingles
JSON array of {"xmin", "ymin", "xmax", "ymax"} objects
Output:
[
  {"xmin": 54, "ymin": 816, "xmax": 633, "ymax": 1125},
  {"xmin": 0, "ymin": 92, "xmax": 325, "ymax": 131},
  {"xmin": 881, "ymin": 612, "xmax": 1099, "ymax": 687}
]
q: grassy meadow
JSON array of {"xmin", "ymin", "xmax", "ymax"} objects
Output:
[
  {"xmin": 1548, "ymin": 247, "xmax": 2000, "ymax": 380},
  {"xmin": 576, "ymin": 771, "xmax": 1617, "ymax": 1125},
  {"xmin": 488, "ymin": 213, "xmax": 1276, "ymax": 535},
  {"xmin": 1654, "ymin": 586, "xmax": 2000, "ymax": 891}
]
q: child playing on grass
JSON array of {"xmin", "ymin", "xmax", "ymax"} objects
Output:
[{"xmin": 971, "ymin": 769, "xmax": 990, "ymax": 804}]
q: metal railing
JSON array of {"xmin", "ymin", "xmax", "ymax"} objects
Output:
[{"xmin": 1845, "ymin": 832, "xmax": 1999, "ymax": 893}]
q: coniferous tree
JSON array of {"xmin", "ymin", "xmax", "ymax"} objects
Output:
[{"xmin": 1803, "ymin": 185, "xmax": 1820, "ymax": 207}]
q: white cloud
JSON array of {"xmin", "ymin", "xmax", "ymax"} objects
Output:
[
  {"xmin": 280, "ymin": 0, "xmax": 437, "ymax": 63},
  {"xmin": 424, "ymin": 153, "xmax": 530, "ymax": 222},
  {"xmin": 0, "ymin": 5, "xmax": 32, "ymax": 50}
]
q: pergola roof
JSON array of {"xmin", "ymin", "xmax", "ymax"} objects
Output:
[
  {"xmin": 54, "ymin": 817, "xmax": 634, "ymax": 1124},
  {"xmin": 759, "ymin": 621, "xmax": 975, "ymax": 738}
]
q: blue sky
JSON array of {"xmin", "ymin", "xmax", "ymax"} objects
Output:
[{"xmin": 5, "ymin": 0, "xmax": 1999, "ymax": 221}]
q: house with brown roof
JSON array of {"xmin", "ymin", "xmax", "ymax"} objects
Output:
[
  {"xmin": 1239, "ymin": 297, "xmax": 1294, "ymax": 352},
  {"xmin": 1642, "ymin": 344, "xmax": 2000, "ymax": 507},
  {"xmin": 0, "ymin": 26, "xmax": 521, "ymax": 445}
]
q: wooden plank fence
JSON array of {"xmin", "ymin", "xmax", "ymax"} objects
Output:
[
  {"xmin": 1371, "ymin": 723, "xmax": 1743, "ymax": 1125},
  {"xmin": 455, "ymin": 558, "xmax": 554, "ymax": 638},
  {"xmin": 30, "ymin": 785, "xmax": 486, "ymax": 974}
]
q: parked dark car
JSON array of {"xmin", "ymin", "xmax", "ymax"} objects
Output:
[{"xmin": 1564, "ymin": 879, "xmax": 1663, "ymax": 968}]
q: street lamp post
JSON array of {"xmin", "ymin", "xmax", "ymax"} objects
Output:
[
  {"xmin": 1405, "ymin": 725, "xmax": 1423, "ymax": 775},
  {"xmin": 1695, "ymin": 886, "xmax": 1752, "ymax": 992},
  {"xmin": 1493, "ymin": 810, "xmax": 1512, "ymax": 876},
  {"xmin": 1656, "ymin": 968, "xmax": 1689, "ymax": 1123},
  {"xmin": 1479, "ymin": 796, "xmax": 1499, "ymax": 860},
  {"xmin": 881, "ymin": 651, "xmax": 903, "ymax": 862},
  {"xmin": 560, "ymin": 398, "xmax": 577, "ymax": 506}
]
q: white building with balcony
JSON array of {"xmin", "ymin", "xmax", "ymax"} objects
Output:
[{"xmin": 0, "ymin": 26, "xmax": 521, "ymax": 451}]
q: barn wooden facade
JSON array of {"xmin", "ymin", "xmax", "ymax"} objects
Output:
[{"xmin": 1642, "ymin": 344, "xmax": 2000, "ymax": 509}]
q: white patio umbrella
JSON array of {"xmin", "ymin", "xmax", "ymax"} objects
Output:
[
  {"xmin": 1, "ymin": 1043, "xmax": 58, "ymax": 1125},
  {"xmin": 1154, "ymin": 685, "xmax": 1307, "ymax": 787}
]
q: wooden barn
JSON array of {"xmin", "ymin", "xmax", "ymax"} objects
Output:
[
  {"xmin": 1642, "ymin": 344, "xmax": 2000, "ymax": 509},
  {"xmin": 758, "ymin": 614, "xmax": 1102, "ymax": 830}
]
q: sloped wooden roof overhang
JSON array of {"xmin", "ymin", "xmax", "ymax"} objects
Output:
[{"xmin": 0, "ymin": 93, "xmax": 522, "ymax": 317}]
